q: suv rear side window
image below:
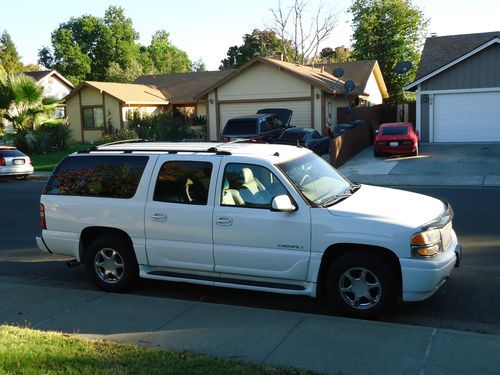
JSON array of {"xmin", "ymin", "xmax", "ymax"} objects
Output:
[
  {"xmin": 44, "ymin": 156, "xmax": 148, "ymax": 198},
  {"xmin": 153, "ymin": 161, "xmax": 212, "ymax": 205}
]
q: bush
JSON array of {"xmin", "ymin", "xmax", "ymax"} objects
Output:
[
  {"xmin": 37, "ymin": 119, "xmax": 73, "ymax": 151},
  {"xmin": 96, "ymin": 129, "xmax": 139, "ymax": 145},
  {"xmin": 128, "ymin": 111, "xmax": 196, "ymax": 141}
]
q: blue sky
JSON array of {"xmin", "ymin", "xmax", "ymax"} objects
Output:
[{"xmin": 3, "ymin": 0, "xmax": 500, "ymax": 70}]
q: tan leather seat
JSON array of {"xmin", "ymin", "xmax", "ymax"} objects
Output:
[{"xmin": 239, "ymin": 168, "xmax": 271, "ymax": 205}]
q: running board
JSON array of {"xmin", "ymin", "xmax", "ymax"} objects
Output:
[{"xmin": 146, "ymin": 270, "xmax": 305, "ymax": 291}]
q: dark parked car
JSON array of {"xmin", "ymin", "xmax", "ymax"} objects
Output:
[
  {"xmin": 331, "ymin": 120, "xmax": 364, "ymax": 138},
  {"xmin": 221, "ymin": 109, "xmax": 293, "ymax": 142},
  {"xmin": 275, "ymin": 127, "xmax": 330, "ymax": 155},
  {"xmin": 373, "ymin": 122, "xmax": 419, "ymax": 157}
]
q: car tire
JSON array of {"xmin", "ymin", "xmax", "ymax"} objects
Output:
[
  {"xmin": 373, "ymin": 150, "xmax": 381, "ymax": 157},
  {"xmin": 325, "ymin": 250, "xmax": 399, "ymax": 319},
  {"xmin": 85, "ymin": 236, "xmax": 139, "ymax": 292}
]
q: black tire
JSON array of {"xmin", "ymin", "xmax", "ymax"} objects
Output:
[
  {"xmin": 85, "ymin": 236, "xmax": 139, "ymax": 292},
  {"xmin": 325, "ymin": 250, "xmax": 399, "ymax": 319}
]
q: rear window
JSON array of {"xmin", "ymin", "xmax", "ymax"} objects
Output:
[
  {"xmin": 381, "ymin": 126, "xmax": 409, "ymax": 136},
  {"xmin": 43, "ymin": 155, "xmax": 148, "ymax": 198},
  {"xmin": 222, "ymin": 120, "xmax": 257, "ymax": 136},
  {"xmin": 0, "ymin": 149, "xmax": 25, "ymax": 157}
]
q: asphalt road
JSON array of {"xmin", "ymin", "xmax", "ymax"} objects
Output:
[{"xmin": 1, "ymin": 178, "xmax": 500, "ymax": 335}]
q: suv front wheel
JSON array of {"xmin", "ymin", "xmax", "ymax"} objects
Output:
[
  {"xmin": 326, "ymin": 250, "xmax": 398, "ymax": 319},
  {"xmin": 85, "ymin": 236, "xmax": 139, "ymax": 292}
]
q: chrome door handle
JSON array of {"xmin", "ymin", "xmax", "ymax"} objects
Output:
[
  {"xmin": 151, "ymin": 213, "xmax": 167, "ymax": 222},
  {"xmin": 216, "ymin": 216, "xmax": 233, "ymax": 226}
]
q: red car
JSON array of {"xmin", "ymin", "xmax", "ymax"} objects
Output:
[{"xmin": 373, "ymin": 122, "xmax": 419, "ymax": 157}]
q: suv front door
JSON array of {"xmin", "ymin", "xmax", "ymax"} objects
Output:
[
  {"xmin": 145, "ymin": 155, "xmax": 221, "ymax": 272},
  {"xmin": 213, "ymin": 161, "xmax": 311, "ymax": 281}
]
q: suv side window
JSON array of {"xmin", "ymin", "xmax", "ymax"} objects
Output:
[
  {"xmin": 221, "ymin": 163, "xmax": 288, "ymax": 208},
  {"xmin": 153, "ymin": 161, "xmax": 212, "ymax": 205},
  {"xmin": 44, "ymin": 155, "xmax": 148, "ymax": 198}
]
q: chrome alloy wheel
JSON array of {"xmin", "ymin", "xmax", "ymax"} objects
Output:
[
  {"xmin": 94, "ymin": 248, "xmax": 124, "ymax": 284},
  {"xmin": 338, "ymin": 267, "xmax": 382, "ymax": 310}
]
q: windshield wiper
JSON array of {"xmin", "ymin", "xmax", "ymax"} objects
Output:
[
  {"xmin": 348, "ymin": 183, "xmax": 361, "ymax": 194},
  {"xmin": 319, "ymin": 193, "xmax": 352, "ymax": 207}
]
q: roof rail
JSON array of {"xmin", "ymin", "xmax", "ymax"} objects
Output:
[
  {"xmin": 77, "ymin": 145, "xmax": 231, "ymax": 156},
  {"xmin": 98, "ymin": 138, "xmax": 149, "ymax": 147}
]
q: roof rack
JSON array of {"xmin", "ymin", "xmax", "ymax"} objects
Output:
[{"xmin": 77, "ymin": 145, "xmax": 231, "ymax": 156}]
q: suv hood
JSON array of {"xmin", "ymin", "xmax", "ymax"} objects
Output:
[{"xmin": 328, "ymin": 185, "xmax": 445, "ymax": 228}]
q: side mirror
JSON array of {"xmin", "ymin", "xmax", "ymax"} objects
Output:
[{"xmin": 271, "ymin": 195, "xmax": 296, "ymax": 212}]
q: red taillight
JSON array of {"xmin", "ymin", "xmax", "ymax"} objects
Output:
[
  {"xmin": 0, "ymin": 157, "xmax": 5, "ymax": 166},
  {"xmin": 29, "ymin": 158, "xmax": 32, "ymax": 165},
  {"xmin": 40, "ymin": 203, "xmax": 47, "ymax": 230},
  {"xmin": 222, "ymin": 137, "xmax": 230, "ymax": 142},
  {"xmin": 402, "ymin": 140, "xmax": 413, "ymax": 146}
]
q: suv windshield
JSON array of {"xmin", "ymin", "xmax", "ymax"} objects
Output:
[
  {"xmin": 278, "ymin": 153, "xmax": 352, "ymax": 206},
  {"xmin": 222, "ymin": 120, "xmax": 257, "ymax": 136},
  {"xmin": 381, "ymin": 126, "xmax": 408, "ymax": 136}
]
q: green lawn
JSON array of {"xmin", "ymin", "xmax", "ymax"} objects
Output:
[
  {"xmin": 29, "ymin": 144, "xmax": 90, "ymax": 171},
  {"xmin": 0, "ymin": 325, "xmax": 318, "ymax": 375}
]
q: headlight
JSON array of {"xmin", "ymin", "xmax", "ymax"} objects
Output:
[{"xmin": 411, "ymin": 229, "xmax": 442, "ymax": 257}]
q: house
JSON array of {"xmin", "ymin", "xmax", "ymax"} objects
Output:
[
  {"xmin": 404, "ymin": 31, "xmax": 500, "ymax": 142},
  {"xmin": 63, "ymin": 81, "xmax": 169, "ymax": 143},
  {"xmin": 24, "ymin": 70, "xmax": 74, "ymax": 101},
  {"xmin": 195, "ymin": 57, "xmax": 388, "ymax": 140}
]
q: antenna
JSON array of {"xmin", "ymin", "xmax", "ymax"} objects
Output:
[
  {"xmin": 395, "ymin": 61, "xmax": 413, "ymax": 75},
  {"xmin": 332, "ymin": 67, "xmax": 344, "ymax": 83},
  {"xmin": 344, "ymin": 80, "xmax": 355, "ymax": 93}
]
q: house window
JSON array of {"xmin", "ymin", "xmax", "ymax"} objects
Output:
[{"xmin": 82, "ymin": 107, "xmax": 104, "ymax": 129}]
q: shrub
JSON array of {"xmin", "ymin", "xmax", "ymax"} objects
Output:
[
  {"xmin": 38, "ymin": 119, "xmax": 72, "ymax": 151},
  {"xmin": 96, "ymin": 129, "xmax": 139, "ymax": 145},
  {"xmin": 128, "ymin": 111, "xmax": 196, "ymax": 141}
]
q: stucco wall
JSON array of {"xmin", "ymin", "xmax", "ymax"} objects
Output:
[
  {"xmin": 197, "ymin": 102, "xmax": 207, "ymax": 117},
  {"xmin": 39, "ymin": 76, "xmax": 72, "ymax": 100},
  {"xmin": 360, "ymin": 72, "xmax": 383, "ymax": 105},
  {"xmin": 104, "ymin": 94, "xmax": 121, "ymax": 131},
  {"xmin": 218, "ymin": 63, "xmax": 311, "ymax": 101},
  {"xmin": 66, "ymin": 96, "xmax": 81, "ymax": 142}
]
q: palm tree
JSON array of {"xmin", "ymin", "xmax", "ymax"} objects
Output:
[{"xmin": 0, "ymin": 73, "xmax": 58, "ymax": 132}]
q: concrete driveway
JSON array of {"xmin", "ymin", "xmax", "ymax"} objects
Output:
[{"xmin": 339, "ymin": 143, "xmax": 500, "ymax": 187}]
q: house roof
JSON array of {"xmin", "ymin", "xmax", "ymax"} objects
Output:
[
  {"xmin": 405, "ymin": 31, "xmax": 500, "ymax": 90},
  {"xmin": 195, "ymin": 57, "xmax": 371, "ymax": 99},
  {"xmin": 314, "ymin": 60, "xmax": 388, "ymax": 98},
  {"xmin": 134, "ymin": 71, "xmax": 233, "ymax": 104},
  {"xmin": 24, "ymin": 69, "xmax": 74, "ymax": 89},
  {"xmin": 64, "ymin": 81, "xmax": 169, "ymax": 105}
]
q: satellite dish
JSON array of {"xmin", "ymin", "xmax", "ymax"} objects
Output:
[
  {"xmin": 395, "ymin": 61, "xmax": 413, "ymax": 74},
  {"xmin": 332, "ymin": 68, "xmax": 344, "ymax": 79},
  {"xmin": 344, "ymin": 80, "xmax": 355, "ymax": 93}
]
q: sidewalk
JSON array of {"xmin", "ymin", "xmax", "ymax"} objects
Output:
[
  {"xmin": 339, "ymin": 143, "xmax": 500, "ymax": 187},
  {"xmin": 1, "ymin": 279, "xmax": 499, "ymax": 374}
]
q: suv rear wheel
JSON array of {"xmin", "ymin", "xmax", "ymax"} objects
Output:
[
  {"xmin": 85, "ymin": 236, "xmax": 138, "ymax": 292},
  {"xmin": 326, "ymin": 250, "xmax": 398, "ymax": 319}
]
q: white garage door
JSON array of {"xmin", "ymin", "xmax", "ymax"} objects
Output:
[
  {"xmin": 219, "ymin": 101, "xmax": 311, "ymax": 134},
  {"xmin": 433, "ymin": 91, "xmax": 500, "ymax": 142}
]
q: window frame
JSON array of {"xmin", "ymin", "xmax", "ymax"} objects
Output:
[{"xmin": 82, "ymin": 106, "xmax": 104, "ymax": 129}]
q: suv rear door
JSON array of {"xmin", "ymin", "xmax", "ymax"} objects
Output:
[{"xmin": 145, "ymin": 155, "xmax": 221, "ymax": 272}]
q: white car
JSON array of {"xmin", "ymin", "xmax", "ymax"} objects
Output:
[
  {"xmin": 0, "ymin": 147, "xmax": 34, "ymax": 179},
  {"xmin": 36, "ymin": 142, "xmax": 461, "ymax": 318}
]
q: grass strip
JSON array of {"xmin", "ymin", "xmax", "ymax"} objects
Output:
[
  {"xmin": 0, "ymin": 325, "xmax": 319, "ymax": 375},
  {"xmin": 29, "ymin": 144, "xmax": 89, "ymax": 171}
]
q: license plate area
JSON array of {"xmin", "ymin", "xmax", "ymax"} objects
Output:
[
  {"xmin": 13, "ymin": 159, "xmax": 25, "ymax": 165},
  {"xmin": 389, "ymin": 142, "xmax": 399, "ymax": 147}
]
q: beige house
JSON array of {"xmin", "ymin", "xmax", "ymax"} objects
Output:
[
  {"xmin": 196, "ymin": 57, "xmax": 388, "ymax": 140},
  {"xmin": 64, "ymin": 81, "xmax": 169, "ymax": 143},
  {"xmin": 24, "ymin": 70, "xmax": 74, "ymax": 101}
]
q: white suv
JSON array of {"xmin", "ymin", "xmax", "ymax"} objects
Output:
[{"xmin": 37, "ymin": 141, "xmax": 461, "ymax": 318}]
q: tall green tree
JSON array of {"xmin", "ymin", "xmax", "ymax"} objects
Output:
[
  {"xmin": 220, "ymin": 29, "xmax": 290, "ymax": 70},
  {"xmin": 350, "ymin": 0, "xmax": 428, "ymax": 102},
  {"xmin": 0, "ymin": 31, "xmax": 24, "ymax": 74},
  {"xmin": 146, "ymin": 31, "xmax": 192, "ymax": 74}
]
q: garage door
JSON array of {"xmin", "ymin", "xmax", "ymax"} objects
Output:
[
  {"xmin": 219, "ymin": 100, "xmax": 311, "ymax": 134},
  {"xmin": 433, "ymin": 91, "xmax": 500, "ymax": 142}
]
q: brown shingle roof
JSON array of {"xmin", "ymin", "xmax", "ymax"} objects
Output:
[
  {"xmin": 415, "ymin": 31, "xmax": 500, "ymax": 80},
  {"xmin": 134, "ymin": 71, "xmax": 233, "ymax": 103},
  {"xmin": 24, "ymin": 70, "xmax": 52, "ymax": 81},
  {"xmin": 314, "ymin": 60, "xmax": 388, "ymax": 98},
  {"xmin": 64, "ymin": 81, "xmax": 168, "ymax": 105}
]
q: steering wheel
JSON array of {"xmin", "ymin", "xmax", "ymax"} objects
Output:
[{"xmin": 299, "ymin": 174, "xmax": 311, "ymax": 186}]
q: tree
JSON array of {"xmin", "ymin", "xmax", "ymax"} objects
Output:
[
  {"xmin": 220, "ymin": 29, "xmax": 289, "ymax": 70},
  {"xmin": 24, "ymin": 64, "xmax": 42, "ymax": 72},
  {"xmin": 350, "ymin": 0, "xmax": 428, "ymax": 102},
  {"xmin": 319, "ymin": 46, "xmax": 352, "ymax": 63},
  {"xmin": 146, "ymin": 31, "xmax": 192, "ymax": 74},
  {"xmin": 269, "ymin": 0, "xmax": 339, "ymax": 64},
  {"xmin": 0, "ymin": 31, "xmax": 24, "ymax": 74},
  {"xmin": 192, "ymin": 59, "xmax": 206, "ymax": 72}
]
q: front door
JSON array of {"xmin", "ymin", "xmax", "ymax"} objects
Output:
[
  {"xmin": 145, "ymin": 156, "xmax": 220, "ymax": 272},
  {"xmin": 213, "ymin": 162, "xmax": 311, "ymax": 281}
]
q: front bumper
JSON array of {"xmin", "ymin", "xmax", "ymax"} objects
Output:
[{"xmin": 401, "ymin": 236, "xmax": 461, "ymax": 302}]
